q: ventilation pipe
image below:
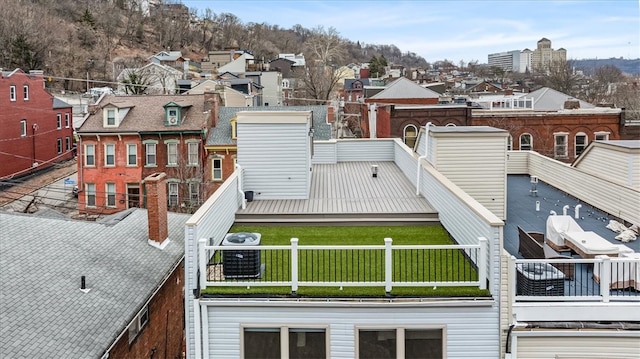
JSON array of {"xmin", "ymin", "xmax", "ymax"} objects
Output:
[
  {"xmin": 416, "ymin": 122, "xmax": 432, "ymax": 195},
  {"xmin": 550, "ymin": 210, "xmax": 557, "ymax": 216},
  {"xmin": 563, "ymin": 205, "xmax": 570, "ymax": 216},
  {"xmin": 535, "ymin": 201, "xmax": 540, "ymax": 211},
  {"xmin": 574, "ymin": 204, "xmax": 582, "ymax": 219},
  {"xmin": 236, "ymin": 164, "xmax": 247, "ymax": 209}
]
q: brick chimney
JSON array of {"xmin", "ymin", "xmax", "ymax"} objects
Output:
[
  {"xmin": 564, "ymin": 99, "xmax": 580, "ymax": 109},
  {"xmin": 144, "ymin": 172, "xmax": 170, "ymax": 249},
  {"xmin": 203, "ymin": 91, "xmax": 220, "ymax": 128}
]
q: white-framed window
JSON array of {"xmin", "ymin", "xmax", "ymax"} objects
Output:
[
  {"xmin": 85, "ymin": 144, "xmax": 95, "ymax": 166},
  {"xmin": 65, "ymin": 137, "xmax": 71, "ymax": 152},
  {"xmin": 242, "ymin": 326, "xmax": 327, "ymax": 359},
  {"xmin": 127, "ymin": 144, "xmax": 137, "ymax": 166},
  {"xmin": 56, "ymin": 114, "xmax": 62, "ymax": 129},
  {"xmin": 189, "ymin": 181, "xmax": 200, "ymax": 204},
  {"xmin": 86, "ymin": 183, "xmax": 96, "ymax": 207},
  {"xmin": 20, "ymin": 120, "xmax": 27, "ymax": 137},
  {"xmin": 554, "ymin": 133, "xmax": 568, "ymax": 158},
  {"xmin": 519, "ymin": 133, "xmax": 532, "ymax": 151},
  {"xmin": 9, "ymin": 85, "xmax": 16, "ymax": 101},
  {"xmin": 65, "ymin": 113, "xmax": 70, "ymax": 128},
  {"xmin": 357, "ymin": 327, "xmax": 444, "ymax": 359},
  {"xmin": 168, "ymin": 182, "xmax": 179, "ymax": 207},
  {"xmin": 106, "ymin": 109, "xmax": 116, "ymax": 126},
  {"xmin": 403, "ymin": 125, "xmax": 417, "ymax": 149},
  {"xmin": 104, "ymin": 144, "xmax": 115, "ymax": 166},
  {"xmin": 144, "ymin": 142, "xmax": 157, "ymax": 166},
  {"xmin": 166, "ymin": 141, "xmax": 178, "ymax": 166},
  {"xmin": 23, "ymin": 85, "xmax": 29, "ymax": 100},
  {"xmin": 212, "ymin": 158, "xmax": 223, "ymax": 181},
  {"xmin": 106, "ymin": 183, "xmax": 116, "ymax": 207},
  {"xmin": 575, "ymin": 132, "xmax": 588, "ymax": 157},
  {"xmin": 187, "ymin": 141, "xmax": 199, "ymax": 166},
  {"xmin": 445, "ymin": 123, "xmax": 456, "ymax": 127},
  {"xmin": 127, "ymin": 305, "xmax": 149, "ymax": 344},
  {"xmin": 507, "ymin": 134, "xmax": 513, "ymax": 151},
  {"xmin": 594, "ymin": 131, "xmax": 609, "ymax": 141},
  {"xmin": 56, "ymin": 138, "xmax": 62, "ymax": 154}
]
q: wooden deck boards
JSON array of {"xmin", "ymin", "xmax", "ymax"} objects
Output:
[{"xmin": 237, "ymin": 162, "xmax": 436, "ymax": 215}]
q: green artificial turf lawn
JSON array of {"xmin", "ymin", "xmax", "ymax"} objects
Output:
[{"xmin": 202, "ymin": 225, "xmax": 490, "ymax": 297}]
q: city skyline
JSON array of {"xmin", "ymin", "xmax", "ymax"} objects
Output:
[{"xmin": 182, "ymin": 0, "xmax": 640, "ymax": 64}]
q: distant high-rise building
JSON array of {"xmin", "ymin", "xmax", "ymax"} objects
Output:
[
  {"xmin": 488, "ymin": 50, "xmax": 522, "ymax": 72},
  {"xmin": 487, "ymin": 38, "xmax": 566, "ymax": 74},
  {"xmin": 531, "ymin": 38, "xmax": 567, "ymax": 72}
]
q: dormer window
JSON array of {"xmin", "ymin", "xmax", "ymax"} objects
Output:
[
  {"xmin": 106, "ymin": 109, "xmax": 116, "ymax": 126},
  {"xmin": 164, "ymin": 101, "xmax": 184, "ymax": 126},
  {"xmin": 167, "ymin": 108, "xmax": 179, "ymax": 125}
]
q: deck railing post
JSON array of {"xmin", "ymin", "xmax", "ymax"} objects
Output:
[
  {"xmin": 478, "ymin": 237, "xmax": 488, "ymax": 290},
  {"xmin": 198, "ymin": 238, "xmax": 207, "ymax": 290},
  {"xmin": 509, "ymin": 256, "xmax": 517, "ymax": 304},
  {"xmin": 600, "ymin": 256, "xmax": 611, "ymax": 303},
  {"xmin": 291, "ymin": 238, "xmax": 299, "ymax": 294},
  {"xmin": 384, "ymin": 238, "xmax": 393, "ymax": 293}
]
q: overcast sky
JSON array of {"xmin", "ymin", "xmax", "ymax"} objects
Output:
[{"xmin": 182, "ymin": 0, "xmax": 640, "ymax": 64}]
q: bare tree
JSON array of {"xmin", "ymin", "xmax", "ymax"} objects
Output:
[
  {"xmin": 301, "ymin": 26, "xmax": 347, "ymax": 101},
  {"xmin": 537, "ymin": 58, "xmax": 579, "ymax": 95}
]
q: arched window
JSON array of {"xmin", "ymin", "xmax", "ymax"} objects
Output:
[
  {"xmin": 575, "ymin": 132, "xmax": 588, "ymax": 157},
  {"xmin": 403, "ymin": 125, "xmax": 418, "ymax": 149},
  {"xmin": 445, "ymin": 123, "xmax": 456, "ymax": 127},
  {"xmin": 519, "ymin": 133, "xmax": 532, "ymax": 151},
  {"xmin": 507, "ymin": 135, "xmax": 513, "ymax": 151}
]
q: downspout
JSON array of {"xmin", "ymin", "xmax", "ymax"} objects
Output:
[
  {"xmin": 416, "ymin": 122, "xmax": 432, "ymax": 195},
  {"xmin": 236, "ymin": 163, "xmax": 247, "ymax": 209}
]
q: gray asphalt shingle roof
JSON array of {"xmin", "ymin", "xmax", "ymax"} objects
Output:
[
  {"xmin": 207, "ymin": 105, "xmax": 331, "ymax": 146},
  {"xmin": 0, "ymin": 209, "xmax": 189, "ymax": 358},
  {"xmin": 370, "ymin": 77, "xmax": 440, "ymax": 99},
  {"xmin": 528, "ymin": 87, "xmax": 595, "ymax": 110}
]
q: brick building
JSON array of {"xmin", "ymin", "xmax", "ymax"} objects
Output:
[{"xmin": 0, "ymin": 69, "xmax": 73, "ymax": 179}]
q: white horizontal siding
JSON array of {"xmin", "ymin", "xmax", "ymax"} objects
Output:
[
  {"xmin": 506, "ymin": 151, "xmax": 529, "ymax": 174},
  {"xmin": 238, "ymin": 123, "xmax": 310, "ymax": 199},
  {"xmin": 515, "ymin": 334, "xmax": 640, "ymax": 358},
  {"xmin": 312, "ymin": 140, "xmax": 337, "ymax": 164},
  {"xmin": 575, "ymin": 146, "xmax": 639, "ymax": 188},
  {"xmin": 336, "ymin": 139, "xmax": 396, "ymax": 162},
  {"xmin": 205, "ymin": 303, "xmax": 499, "ymax": 358}
]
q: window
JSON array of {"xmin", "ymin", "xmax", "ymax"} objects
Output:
[
  {"xmin": 106, "ymin": 183, "xmax": 116, "ymax": 207},
  {"xmin": 65, "ymin": 113, "xmax": 70, "ymax": 128},
  {"xmin": 9, "ymin": 85, "xmax": 16, "ymax": 101},
  {"xmin": 575, "ymin": 133, "xmax": 588, "ymax": 157},
  {"xmin": 243, "ymin": 327, "xmax": 326, "ymax": 359},
  {"xmin": 166, "ymin": 142, "xmax": 178, "ymax": 166},
  {"xmin": 23, "ymin": 85, "xmax": 29, "ymax": 100},
  {"xmin": 554, "ymin": 133, "xmax": 568, "ymax": 158},
  {"xmin": 507, "ymin": 135, "xmax": 513, "ymax": 151},
  {"xmin": 357, "ymin": 328, "xmax": 444, "ymax": 359},
  {"xmin": 128, "ymin": 306, "xmax": 149, "ymax": 344},
  {"xmin": 145, "ymin": 143, "xmax": 157, "ymax": 166},
  {"xmin": 445, "ymin": 123, "xmax": 456, "ymax": 127},
  {"xmin": 212, "ymin": 158, "xmax": 223, "ymax": 181},
  {"xmin": 189, "ymin": 181, "xmax": 200, "ymax": 204},
  {"xmin": 56, "ymin": 138, "xmax": 62, "ymax": 154},
  {"xmin": 187, "ymin": 142, "xmax": 199, "ymax": 166},
  {"xmin": 105, "ymin": 144, "xmax": 115, "ymax": 166},
  {"xmin": 86, "ymin": 183, "xmax": 96, "ymax": 207},
  {"xmin": 519, "ymin": 133, "xmax": 532, "ymax": 151},
  {"xmin": 403, "ymin": 125, "xmax": 418, "ymax": 149},
  {"xmin": 20, "ymin": 120, "xmax": 27, "ymax": 137},
  {"xmin": 106, "ymin": 109, "xmax": 116, "ymax": 126},
  {"xmin": 56, "ymin": 114, "xmax": 62, "ymax": 129},
  {"xmin": 168, "ymin": 182, "xmax": 179, "ymax": 207},
  {"xmin": 85, "ymin": 144, "xmax": 95, "ymax": 166},
  {"xmin": 65, "ymin": 137, "xmax": 71, "ymax": 152},
  {"xmin": 594, "ymin": 132, "xmax": 609, "ymax": 141},
  {"xmin": 127, "ymin": 144, "xmax": 137, "ymax": 166}
]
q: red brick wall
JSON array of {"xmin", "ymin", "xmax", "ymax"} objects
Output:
[
  {"xmin": 203, "ymin": 150, "xmax": 237, "ymax": 198},
  {"xmin": 108, "ymin": 263, "xmax": 185, "ymax": 359},
  {"xmin": 0, "ymin": 70, "xmax": 74, "ymax": 179}
]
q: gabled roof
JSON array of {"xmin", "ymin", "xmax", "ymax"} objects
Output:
[
  {"xmin": 207, "ymin": 105, "xmax": 331, "ymax": 146},
  {"xmin": 369, "ymin": 77, "xmax": 440, "ymax": 99},
  {"xmin": 0, "ymin": 209, "xmax": 189, "ymax": 358},
  {"xmin": 78, "ymin": 94, "xmax": 208, "ymax": 133},
  {"xmin": 53, "ymin": 97, "xmax": 71, "ymax": 109},
  {"xmin": 528, "ymin": 87, "xmax": 594, "ymax": 110}
]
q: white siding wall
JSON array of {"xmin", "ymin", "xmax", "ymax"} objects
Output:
[
  {"xmin": 506, "ymin": 151, "xmax": 529, "ymax": 174},
  {"xmin": 336, "ymin": 139, "xmax": 395, "ymax": 162},
  {"xmin": 430, "ymin": 133, "xmax": 508, "ymax": 219},
  {"xmin": 514, "ymin": 334, "xmax": 640, "ymax": 358},
  {"xmin": 575, "ymin": 146, "xmax": 639, "ymax": 188},
  {"xmin": 238, "ymin": 120, "xmax": 310, "ymax": 200},
  {"xmin": 204, "ymin": 303, "xmax": 499, "ymax": 358},
  {"xmin": 528, "ymin": 152, "xmax": 640, "ymax": 225},
  {"xmin": 184, "ymin": 174, "xmax": 243, "ymax": 359},
  {"xmin": 312, "ymin": 140, "xmax": 337, "ymax": 164}
]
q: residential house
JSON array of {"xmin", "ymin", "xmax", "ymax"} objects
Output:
[
  {"xmin": 245, "ymin": 71, "xmax": 283, "ymax": 106},
  {"xmin": 186, "ymin": 79, "xmax": 254, "ymax": 107},
  {"xmin": 343, "ymin": 78, "xmax": 372, "ymax": 102},
  {"xmin": 0, "ymin": 69, "xmax": 73, "ymax": 180},
  {"xmin": 269, "ymin": 57, "xmax": 297, "ymax": 79},
  {"xmin": 148, "ymin": 50, "xmax": 186, "ymax": 71},
  {"xmin": 278, "ymin": 53, "xmax": 306, "ymax": 67},
  {"xmin": 76, "ymin": 94, "xmax": 213, "ymax": 214},
  {"xmin": 0, "ymin": 173, "xmax": 190, "ymax": 358},
  {"xmin": 201, "ymin": 49, "xmax": 252, "ymax": 74},
  {"xmin": 364, "ymin": 77, "xmax": 441, "ymax": 105},
  {"xmin": 116, "ymin": 62, "xmax": 183, "ymax": 95},
  {"xmin": 217, "ymin": 72, "xmax": 263, "ymax": 106},
  {"xmin": 203, "ymin": 105, "xmax": 331, "ymax": 197}
]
